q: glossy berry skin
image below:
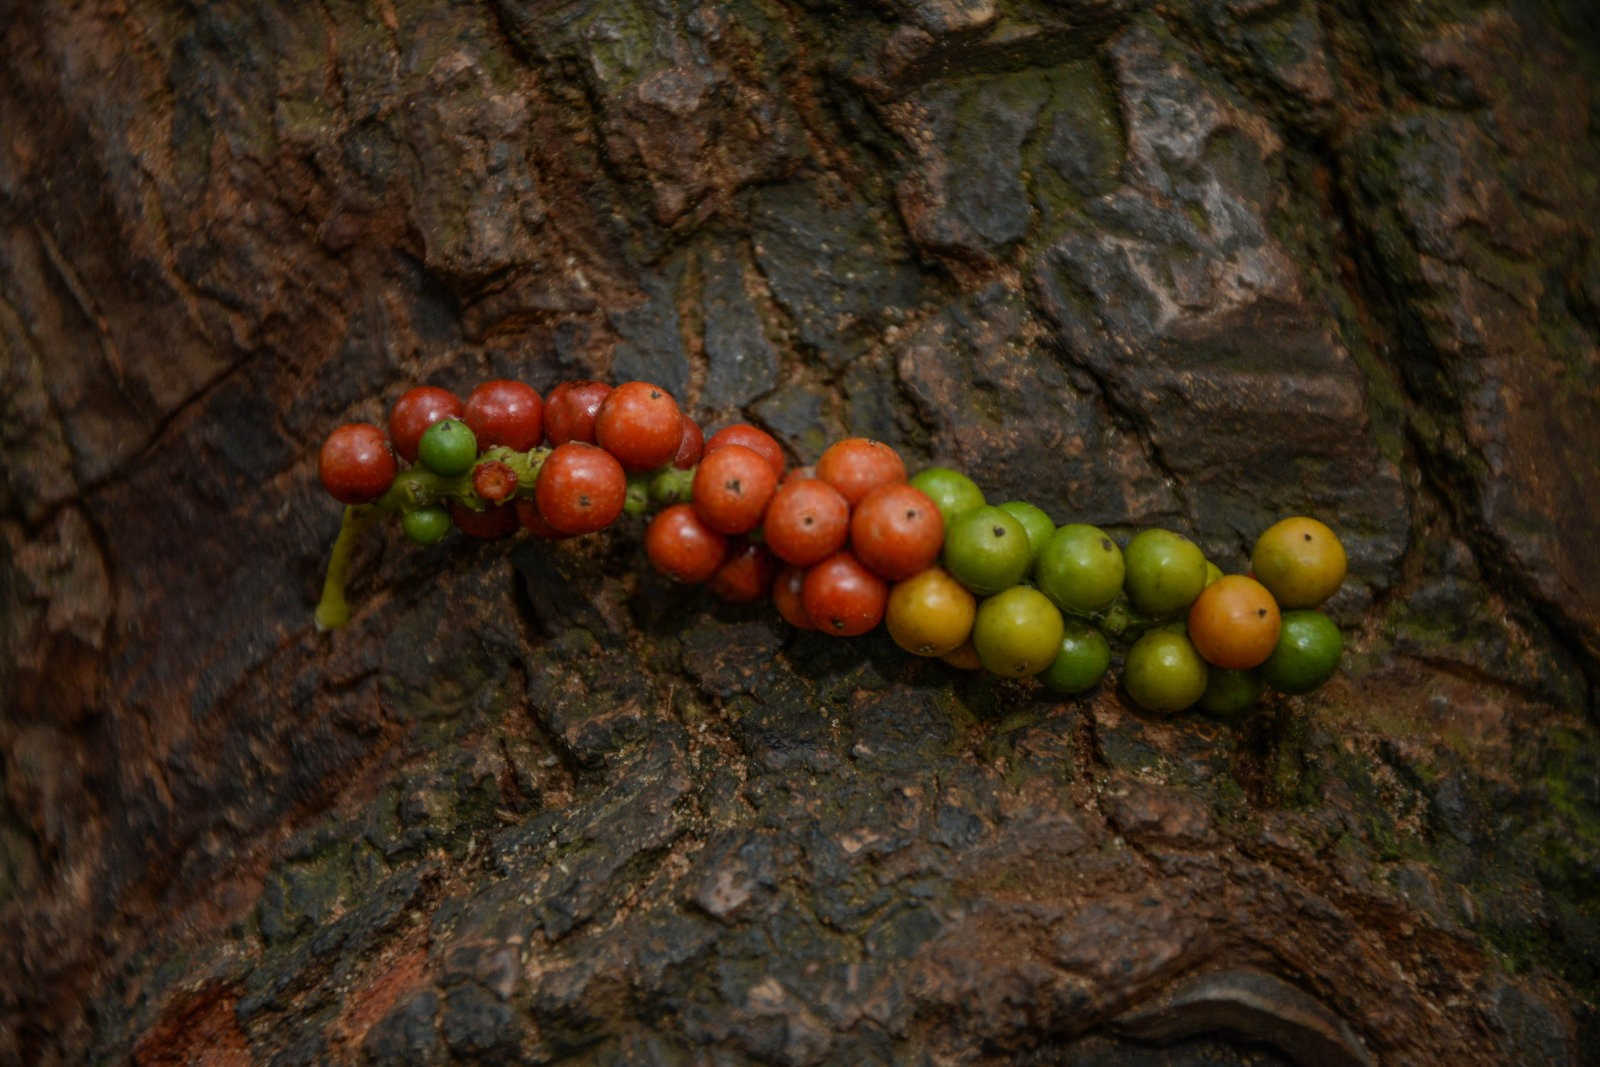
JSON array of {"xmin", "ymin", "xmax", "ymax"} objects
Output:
[
  {"xmin": 389, "ymin": 386, "xmax": 463, "ymax": 463},
  {"xmin": 402, "ymin": 506, "xmax": 452, "ymax": 545},
  {"xmin": 448, "ymin": 501, "xmax": 518, "ymax": 540},
  {"xmin": 971, "ymin": 586, "xmax": 1065, "ymax": 677},
  {"xmin": 1035, "ymin": 524, "xmax": 1124, "ymax": 614},
  {"xmin": 692, "ymin": 444, "xmax": 779, "ymax": 535},
  {"xmin": 802, "ymin": 551, "xmax": 888, "ymax": 636},
  {"xmin": 645, "ymin": 504, "xmax": 728, "ymax": 583},
  {"xmin": 816, "ymin": 438, "xmax": 906, "ymax": 507},
  {"xmin": 673, "ymin": 416, "xmax": 705, "ymax": 469},
  {"xmin": 708, "ymin": 542, "xmax": 776, "ymax": 603},
  {"xmin": 1040, "ymin": 622, "xmax": 1112, "ymax": 695},
  {"xmin": 942, "ymin": 506, "xmax": 1031, "ymax": 596},
  {"xmin": 320, "ymin": 423, "xmax": 397, "ymax": 504},
  {"xmin": 1251, "ymin": 517, "xmax": 1347, "ymax": 609},
  {"xmin": 595, "ymin": 381, "xmax": 683, "ymax": 471},
  {"xmin": 885, "ymin": 567, "xmax": 975, "ymax": 657},
  {"xmin": 773, "ymin": 566, "xmax": 814, "ymax": 630},
  {"xmin": 464, "ymin": 379, "xmax": 543, "ymax": 451},
  {"xmin": 1123, "ymin": 528, "xmax": 1208, "ymax": 619},
  {"xmin": 417, "ymin": 418, "xmax": 479, "ymax": 477},
  {"xmin": 535, "ymin": 442, "xmax": 627, "ymax": 535},
  {"xmin": 1259, "ymin": 610, "xmax": 1342, "ymax": 694},
  {"xmin": 762, "ymin": 478, "xmax": 850, "ymax": 567},
  {"xmin": 850, "ymin": 483, "xmax": 943, "ymax": 581},
  {"xmin": 514, "ymin": 497, "xmax": 570, "ymax": 540},
  {"xmin": 704, "ymin": 424, "xmax": 785, "ymax": 480},
  {"xmin": 909, "ymin": 467, "xmax": 986, "ymax": 529},
  {"xmin": 1123, "ymin": 629, "xmax": 1209, "ymax": 713},
  {"xmin": 543, "ymin": 381, "xmax": 612, "ymax": 446},
  {"xmin": 1187, "ymin": 575, "xmax": 1281, "ymax": 670}
]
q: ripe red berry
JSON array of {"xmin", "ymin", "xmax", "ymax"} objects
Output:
[
  {"xmin": 673, "ymin": 415, "xmax": 705, "ymax": 469},
  {"xmin": 535, "ymin": 442, "xmax": 627, "ymax": 535},
  {"xmin": 543, "ymin": 380, "xmax": 612, "ymax": 446},
  {"xmin": 514, "ymin": 497, "xmax": 570, "ymax": 540},
  {"xmin": 646, "ymin": 504, "xmax": 728, "ymax": 583},
  {"xmin": 802, "ymin": 551, "xmax": 888, "ymax": 636},
  {"xmin": 704, "ymin": 424, "xmax": 785, "ymax": 480},
  {"xmin": 448, "ymin": 501, "xmax": 518, "ymax": 540},
  {"xmin": 849, "ymin": 483, "xmax": 944, "ymax": 580},
  {"xmin": 388, "ymin": 387, "xmax": 464, "ymax": 463},
  {"xmin": 319, "ymin": 423, "xmax": 397, "ymax": 504},
  {"xmin": 464, "ymin": 379, "xmax": 543, "ymax": 451},
  {"xmin": 773, "ymin": 566, "xmax": 814, "ymax": 630},
  {"xmin": 709, "ymin": 542, "xmax": 776, "ymax": 603},
  {"xmin": 595, "ymin": 381, "xmax": 683, "ymax": 471},
  {"xmin": 762, "ymin": 478, "xmax": 850, "ymax": 567},
  {"xmin": 692, "ymin": 444, "xmax": 779, "ymax": 535},
  {"xmin": 816, "ymin": 438, "xmax": 906, "ymax": 507}
]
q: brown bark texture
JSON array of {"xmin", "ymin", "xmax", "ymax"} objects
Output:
[{"xmin": 2, "ymin": 0, "xmax": 1599, "ymax": 1063}]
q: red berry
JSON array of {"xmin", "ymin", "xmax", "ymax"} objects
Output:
[
  {"xmin": 709, "ymin": 542, "xmax": 776, "ymax": 603},
  {"xmin": 704, "ymin": 424, "xmax": 785, "ymax": 480},
  {"xmin": 449, "ymin": 501, "xmax": 518, "ymax": 540},
  {"xmin": 802, "ymin": 552, "xmax": 888, "ymax": 636},
  {"xmin": 464, "ymin": 379, "xmax": 543, "ymax": 451},
  {"xmin": 319, "ymin": 423, "xmax": 397, "ymax": 504},
  {"xmin": 515, "ymin": 497, "xmax": 570, "ymax": 540},
  {"xmin": 645, "ymin": 504, "xmax": 728, "ymax": 583},
  {"xmin": 595, "ymin": 381, "xmax": 683, "ymax": 471},
  {"xmin": 535, "ymin": 442, "xmax": 627, "ymax": 535},
  {"xmin": 472, "ymin": 460, "xmax": 519, "ymax": 503},
  {"xmin": 773, "ymin": 565, "xmax": 814, "ymax": 630},
  {"xmin": 673, "ymin": 415, "xmax": 705, "ymax": 469},
  {"xmin": 816, "ymin": 438, "xmax": 906, "ymax": 507},
  {"xmin": 692, "ymin": 444, "xmax": 779, "ymax": 535},
  {"xmin": 762, "ymin": 478, "xmax": 850, "ymax": 567},
  {"xmin": 544, "ymin": 380, "xmax": 612, "ymax": 446},
  {"xmin": 388, "ymin": 387, "xmax": 464, "ymax": 463},
  {"xmin": 849, "ymin": 483, "xmax": 944, "ymax": 580}
]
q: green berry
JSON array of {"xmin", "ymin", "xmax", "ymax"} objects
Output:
[
  {"xmin": 909, "ymin": 467, "xmax": 986, "ymax": 529},
  {"xmin": 402, "ymin": 506, "xmax": 452, "ymax": 545},
  {"xmin": 417, "ymin": 418, "xmax": 478, "ymax": 477},
  {"xmin": 997, "ymin": 501, "xmax": 1055, "ymax": 567},
  {"xmin": 942, "ymin": 506, "xmax": 1032, "ymax": 596},
  {"xmin": 1040, "ymin": 622, "xmax": 1111, "ymax": 695}
]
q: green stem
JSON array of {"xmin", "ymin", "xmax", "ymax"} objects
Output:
[
  {"xmin": 377, "ymin": 447, "xmax": 551, "ymax": 513},
  {"xmin": 315, "ymin": 505, "xmax": 379, "ymax": 631},
  {"xmin": 649, "ymin": 466, "xmax": 696, "ymax": 507}
]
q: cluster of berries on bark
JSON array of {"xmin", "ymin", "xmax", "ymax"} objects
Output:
[{"xmin": 317, "ymin": 378, "xmax": 1347, "ymax": 715}]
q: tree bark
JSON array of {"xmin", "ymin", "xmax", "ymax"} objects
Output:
[{"xmin": 1, "ymin": 0, "xmax": 1597, "ymax": 1063}]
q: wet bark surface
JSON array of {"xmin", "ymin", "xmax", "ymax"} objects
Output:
[{"xmin": 1, "ymin": 0, "xmax": 1598, "ymax": 1063}]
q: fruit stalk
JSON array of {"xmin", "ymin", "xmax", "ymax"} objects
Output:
[
  {"xmin": 317, "ymin": 446, "xmax": 554, "ymax": 631},
  {"xmin": 315, "ymin": 504, "xmax": 378, "ymax": 631}
]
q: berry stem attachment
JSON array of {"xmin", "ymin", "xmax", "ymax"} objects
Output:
[{"xmin": 315, "ymin": 504, "xmax": 379, "ymax": 631}]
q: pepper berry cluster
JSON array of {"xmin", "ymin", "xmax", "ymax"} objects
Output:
[{"xmin": 317, "ymin": 377, "xmax": 1348, "ymax": 716}]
